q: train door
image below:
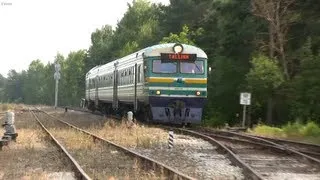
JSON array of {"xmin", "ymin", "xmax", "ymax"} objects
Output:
[
  {"xmin": 94, "ymin": 75, "xmax": 99, "ymax": 108},
  {"xmin": 134, "ymin": 63, "xmax": 138, "ymax": 112},
  {"xmin": 112, "ymin": 62, "xmax": 119, "ymax": 110}
]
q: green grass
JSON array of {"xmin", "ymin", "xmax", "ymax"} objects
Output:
[
  {"xmin": 248, "ymin": 125, "xmax": 285, "ymax": 138},
  {"xmin": 248, "ymin": 121, "xmax": 320, "ymax": 144}
]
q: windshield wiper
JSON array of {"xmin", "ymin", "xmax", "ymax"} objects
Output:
[{"xmin": 195, "ymin": 63, "xmax": 201, "ymax": 73}]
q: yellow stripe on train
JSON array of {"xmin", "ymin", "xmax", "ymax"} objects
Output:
[
  {"xmin": 146, "ymin": 77, "xmax": 175, "ymax": 83},
  {"xmin": 184, "ymin": 78, "xmax": 207, "ymax": 84}
]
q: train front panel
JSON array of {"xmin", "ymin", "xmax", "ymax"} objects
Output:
[{"xmin": 144, "ymin": 44, "xmax": 208, "ymax": 124}]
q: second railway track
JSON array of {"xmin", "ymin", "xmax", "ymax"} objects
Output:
[
  {"xmin": 188, "ymin": 128, "xmax": 320, "ymax": 179},
  {"xmin": 245, "ymin": 133, "xmax": 320, "ymax": 159}
]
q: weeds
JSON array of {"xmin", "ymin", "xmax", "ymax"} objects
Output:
[
  {"xmin": 0, "ymin": 103, "xmax": 25, "ymax": 112},
  {"xmin": 248, "ymin": 121, "xmax": 320, "ymax": 144},
  {"xmin": 93, "ymin": 118, "xmax": 168, "ymax": 148},
  {"xmin": 248, "ymin": 124, "xmax": 285, "ymax": 138}
]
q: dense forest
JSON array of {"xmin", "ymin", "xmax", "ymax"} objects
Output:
[{"xmin": 1, "ymin": 0, "xmax": 319, "ymax": 126}]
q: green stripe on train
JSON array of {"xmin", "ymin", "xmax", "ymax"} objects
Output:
[{"xmin": 148, "ymin": 90, "xmax": 207, "ymax": 96}]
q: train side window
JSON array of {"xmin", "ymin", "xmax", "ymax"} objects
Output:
[
  {"xmin": 125, "ymin": 69, "xmax": 127, "ymax": 85},
  {"xmin": 140, "ymin": 65, "xmax": 143, "ymax": 83},
  {"xmin": 125, "ymin": 69, "xmax": 128, "ymax": 85},
  {"xmin": 126, "ymin": 68, "xmax": 130, "ymax": 84},
  {"xmin": 131, "ymin": 67, "xmax": 134, "ymax": 84},
  {"xmin": 127, "ymin": 69, "xmax": 129, "ymax": 85},
  {"xmin": 129, "ymin": 68, "xmax": 132, "ymax": 84},
  {"xmin": 137, "ymin": 65, "xmax": 140, "ymax": 83}
]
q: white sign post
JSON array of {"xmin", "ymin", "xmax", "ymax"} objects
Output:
[
  {"xmin": 240, "ymin": 92, "xmax": 251, "ymax": 127},
  {"xmin": 54, "ymin": 63, "xmax": 61, "ymax": 109}
]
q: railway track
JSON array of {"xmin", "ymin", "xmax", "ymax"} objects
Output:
[
  {"xmin": 54, "ymin": 107, "xmax": 252, "ymax": 179},
  {"xmin": 31, "ymin": 107, "xmax": 193, "ymax": 180},
  {"xmin": 201, "ymin": 128, "xmax": 320, "ymax": 161},
  {"xmin": 245, "ymin": 133, "xmax": 320, "ymax": 159},
  {"xmin": 56, "ymin": 106, "xmax": 320, "ymax": 179},
  {"xmin": 29, "ymin": 109, "xmax": 91, "ymax": 180},
  {"xmin": 188, "ymin": 128, "xmax": 320, "ymax": 179}
]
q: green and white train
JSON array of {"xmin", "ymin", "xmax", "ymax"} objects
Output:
[{"xmin": 85, "ymin": 43, "xmax": 209, "ymax": 124}]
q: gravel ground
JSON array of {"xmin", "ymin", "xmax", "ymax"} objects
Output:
[
  {"xmin": 132, "ymin": 134, "xmax": 245, "ymax": 180},
  {"xmin": 218, "ymin": 138, "xmax": 320, "ymax": 180},
  {"xmin": 53, "ymin": 109, "xmax": 245, "ymax": 180},
  {"xmin": 0, "ymin": 108, "xmax": 75, "ymax": 180}
]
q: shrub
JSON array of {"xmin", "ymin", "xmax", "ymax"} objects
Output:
[
  {"xmin": 282, "ymin": 121, "xmax": 303, "ymax": 137},
  {"xmin": 300, "ymin": 121, "xmax": 320, "ymax": 137},
  {"xmin": 249, "ymin": 125, "xmax": 285, "ymax": 137}
]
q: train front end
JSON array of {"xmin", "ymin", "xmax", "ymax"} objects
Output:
[{"xmin": 144, "ymin": 43, "xmax": 208, "ymax": 124}]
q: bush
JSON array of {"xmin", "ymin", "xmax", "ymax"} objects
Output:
[
  {"xmin": 249, "ymin": 125, "xmax": 285, "ymax": 137},
  {"xmin": 0, "ymin": 103, "xmax": 13, "ymax": 111},
  {"xmin": 282, "ymin": 121, "xmax": 303, "ymax": 137},
  {"xmin": 300, "ymin": 121, "xmax": 320, "ymax": 137},
  {"xmin": 249, "ymin": 121, "xmax": 320, "ymax": 143}
]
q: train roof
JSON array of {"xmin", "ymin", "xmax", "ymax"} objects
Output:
[
  {"xmin": 143, "ymin": 43, "xmax": 207, "ymax": 58},
  {"xmin": 86, "ymin": 43, "xmax": 207, "ymax": 77}
]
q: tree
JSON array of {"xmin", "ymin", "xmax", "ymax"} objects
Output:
[
  {"xmin": 198, "ymin": 0, "xmax": 260, "ymax": 124},
  {"xmin": 251, "ymin": 0, "xmax": 297, "ymax": 80},
  {"xmin": 0, "ymin": 74, "xmax": 5, "ymax": 88},
  {"xmin": 246, "ymin": 54, "xmax": 285, "ymax": 124},
  {"xmin": 160, "ymin": 25, "xmax": 198, "ymax": 45},
  {"xmin": 0, "ymin": 74, "xmax": 6, "ymax": 102},
  {"xmin": 3, "ymin": 70, "xmax": 24, "ymax": 103},
  {"xmin": 23, "ymin": 60, "xmax": 46, "ymax": 104},
  {"xmin": 60, "ymin": 50, "xmax": 86, "ymax": 106},
  {"xmin": 87, "ymin": 25, "xmax": 114, "ymax": 69},
  {"xmin": 287, "ymin": 39, "xmax": 320, "ymax": 122},
  {"xmin": 112, "ymin": 0, "xmax": 164, "ymax": 57}
]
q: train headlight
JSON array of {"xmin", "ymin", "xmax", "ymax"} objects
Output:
[
  {"xmin": 196, "ymin": 91, "xmax": 201, "ymax": 96},
  {"xmin": 156, "ymin": 90, "xmax": 161, "ymax": 95},
  {"xmin": 173, "ymin": 44, "xmax": 183, "ymax": 53}
]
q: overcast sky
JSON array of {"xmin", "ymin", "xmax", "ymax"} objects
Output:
[{"xmin": 0, "ymin": 0, "xmax": 169, "ymax": 77}]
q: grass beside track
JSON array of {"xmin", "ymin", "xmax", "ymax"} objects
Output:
[
  {"xmin": 59, "ymin": 112, "xmax": 169, "ymax": 149},
  {"xmin": 248, "ymin": 122, "xmax": 320, "ymax": 144},
  {"xmin": 47, "ymin": 127, "xmax": 161, "ymax": 179}
]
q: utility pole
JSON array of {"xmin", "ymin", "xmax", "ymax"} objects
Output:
[{"xmin": 54, "ymin": 62, "xmax": 61, "ymax": 109}]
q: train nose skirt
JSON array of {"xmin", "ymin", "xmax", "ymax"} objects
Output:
[{"xmin": 151, "ymin": 107, "xmax": 202, "ymax": 124}]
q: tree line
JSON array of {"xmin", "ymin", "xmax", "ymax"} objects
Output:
[{"xmin": 1, "ymin": 0, "xmax": 319, "ymax": 126}]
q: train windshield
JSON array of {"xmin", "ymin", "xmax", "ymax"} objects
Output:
[
  {"xmin": 153, "ymin": 60, "xmax": 177, "ymax": 73},
  {"xmin": 180, "ymin": 60, "xmax": 204, "ymax": 74}
]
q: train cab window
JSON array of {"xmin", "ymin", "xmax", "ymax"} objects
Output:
[
  {"xmin": 153, "ymin": 60, "xmax": 177, "ymax": 73},
  {"xmin": 180, "ymin": 60, "xmax": 204, "ymax": 74}
]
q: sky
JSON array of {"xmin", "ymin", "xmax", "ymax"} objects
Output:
[{"xmin": 0, "ymin": 0, "xmax": 169, "ymax": 77}]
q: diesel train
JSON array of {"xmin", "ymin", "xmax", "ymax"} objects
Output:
[{"xmin": 84, "ymin": 43, "xmax": 209, "ymax": 124}]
